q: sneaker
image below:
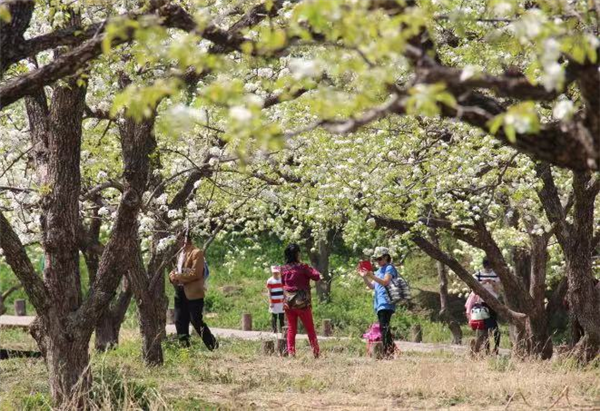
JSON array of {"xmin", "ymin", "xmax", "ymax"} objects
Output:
[{"xmin": 178, "ymin": 337, "xmax": 191, "ymax": 348}]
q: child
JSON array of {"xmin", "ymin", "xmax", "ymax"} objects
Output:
[{"xmin": 267, "ymin": 265, "xmax": 285, "ymax": 334}]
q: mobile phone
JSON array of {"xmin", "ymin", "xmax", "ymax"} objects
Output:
[{"xmin": 358, "ymin": 260, "xmax": 373, "ymax": 272}]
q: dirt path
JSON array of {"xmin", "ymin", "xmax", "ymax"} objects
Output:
[{"xmin": 1, "ymin": 314, "xmax": 509, "ymax": 355}]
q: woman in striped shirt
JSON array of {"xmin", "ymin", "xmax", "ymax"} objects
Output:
[{"xmin": 267, "ymin": 266, "xmax": 285, "ymax": 334}]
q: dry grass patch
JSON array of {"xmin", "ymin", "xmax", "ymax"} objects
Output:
[{"xmin": 1, "ymin": 331, "xmax": 600, "ymax": 410}]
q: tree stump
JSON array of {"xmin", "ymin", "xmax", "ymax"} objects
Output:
[
  {"xmin": 411, "ymin": 324, "xmax": 422, "ymax": 343},
  {"xmin": 14, "ymin": 299, "xmax": 26, "ymax": 316},
  {"xmin": 166, "ymin": 308, "xmax": 175, "ymax": 325},
  {"xmin": 449, "ymin": 321, "xmax": 463, "ymax": 345},
  {"xmin": 241, "ymin": 313, "xmax": 252, "ymax": 331},
  {"xmin": 262, "ymin": 340, "xmax": 275, "ymax": 355},
  {"xmin": 277, "ymin": 338, "xmax": 288, "ymax": 356},
  {"xmin": 367, "ymin": 341, "xmax": 384, "ymax": 359},
  {"xmin": 277, "ymin": 326, "xmax": 288, "ymax": 356},
  {"xmin": 322, "ymin": 319, "xmax": 333, "ymax": 336}
]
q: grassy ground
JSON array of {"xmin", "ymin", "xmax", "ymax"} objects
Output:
[{"xmin": 1, "ymin": 328, "xmax": 599, "ymax": 411}]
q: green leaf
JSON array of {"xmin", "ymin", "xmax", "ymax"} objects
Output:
[
  {"xmin": 0, "ymin": 5, "xmax": 11, "ymax": 23},
  {"xmin": 487, "ymin": 114, "xmax": 505, "ymax": 135},
  {"xmin": 504, "ymin": 124, "xmax": 516, "ymax": 143}
]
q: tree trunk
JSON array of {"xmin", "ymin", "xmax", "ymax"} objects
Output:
[
  {"xmin": 308, "ymin": 229, "xmax": 335, "ymax": 303},
  {"xmin": 430, "ymin": 230, "xmax": 462, "ymax": 345},
  {"xmin": 95, "ymin": 315, "xmax": 121, "ymax": 352},
  {"xmin": 26, "ymin": 70, "xmax": 90, "ymax": 403},
  {"xmin": 315, "ymin": 279, "xmax": 332, "ymax": 302},
  {"xmin": 31, "ymin": 316, "xmax": 91, "ymax": 406},
  {"xmin": 128, "ymin": 230, "xmax": 169, "ymax": 366},
  {"xmin": 95, "ymin": 281, "xmax": 132, "ymax": 351},
  {"xmin": 564, "ymin": 173, "xmax": 600, "ymax": 359},
  {"xmin": 537, "ymin": 166, "xmax": 600, "ymax": 360},
  {"xmin": 506, "ymin": 246, "xmax": 531, "ymax": 356},
  {"xmin": 138, "ymin": 302, "xmax": 167, "ymax": 365},
  {"xmin": 525, "ymin": 310, "xmax": 553, "ymax": 359}
]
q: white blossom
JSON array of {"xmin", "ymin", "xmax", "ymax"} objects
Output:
[
  {"xmin": 157, "ymin": 235, "xmax": 176, "ymax": 252},
  {"xmin": 257, "ymin": 68, "xmax": 273, "ymax": 78},
  {"xmin": 504, "ymin": 113, "xmax": 532, "ymax": 133},
  {"xmin": 460, "ymin": 65, "xmax": 477, "ymax": 82},
  {"xmin": 140, "ymin": 216, "xmax": 155, "ymax": 231},
  {"xmin": 245, "ymin": 94, "xmax": 264, "ymax": 108},
  {"xmin": 552, "ymin": 99, "xmax": 575, "ymax": 121},
  {"xmin": 289, "ymin": 59, "xmax": 322, "ymax": 80},
  {"xmin": 540, "ymin": 62, "xmax": 564, "ymax": 91},
  {"xmin": 156, "ymin": 193, "xmax": 169, "ymax": 205},
  {"xmin": 208, "ymin": 147, "xmax": 222, "ymax": 157},
  {"xmin": 493, "ymin": 2, "xmax": 512, "ymax": 17},
  {"xmin": 167, "ymin": 209, "xmax": 180, "ymax": 219},
  {"xmin": 229, "ymin": 106, "xmax": 253, "ymax": 122}
]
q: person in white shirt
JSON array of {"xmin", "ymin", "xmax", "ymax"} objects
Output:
[{"xmin": 267, "ymin": 266, "xmax": 285, "ymax": 334}]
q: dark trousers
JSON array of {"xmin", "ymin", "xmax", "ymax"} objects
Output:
[
  {"xmin": 377, "ymin": 309, "xmax": 394, "ymax": 355},
  {"xmin": 174, "ymin": 286, "xmax": 217, "ymax": 350},
  {"xmin": 482, "ymin": 305, "xmax": 501, "ymax": 354},
  {"xmin": 271, "ymin": 312, "xmax": 284, "ymax": 333}
]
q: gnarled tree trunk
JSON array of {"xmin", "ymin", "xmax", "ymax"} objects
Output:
[
  {"xmin": 25, "ymin": 73, "xmax": 91, "ymax": 403},
  {"xmin": 95, "ymin": 281, "xmax": 132, "ymax": 351},
  {"xmin": 429, "ymin": 230, "xmax": 461, "ymax": 344},
  {"xmin": 564, "ymin": 173, "xmax": 600, "ymax": 359},
  {"xmin": 307, "ymin": 229, "xmax": 336, "ymax": 303},
  {"xmin": 537, "ymin": 165, "xmax": 600, "ymax": 360}
]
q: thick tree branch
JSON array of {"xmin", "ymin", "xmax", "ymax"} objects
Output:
[
  {"xmin": 0, "ymin": 211, "xmax": 49, "ymax": 311},
  {"xmin": 0, "ymin": 0, "xmax": 35, "ymax": 74},
  {"xmin": 2, "ymin": 21, "xmax": 104, "ymax": 73},
  {"xmin": 73, "ymin": 115, "xmax": 156, "ymax": 336},
  {"xmin": 292, "ymin": 89, "xmax": 593, "ymax": 171},
  {"xmin": 535, "ymin": 162, "xmax": 571, "ymax": 245},
  {"xmin": 81, "ymin": 180, "xmax": 124, "ymax": 201}
]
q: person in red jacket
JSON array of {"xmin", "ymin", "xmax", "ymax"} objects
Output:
[{"xmin": 280, "ymin": 243, "xmax": 321, "ymax": 358}]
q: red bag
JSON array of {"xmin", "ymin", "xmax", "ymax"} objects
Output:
[
  {"xmin": 469, "ymin": 319, "xmax": 486, "ymax": 330},
  {"xmin": 358, "ymin": 260, "xmax": 374, "ymax": 272}
]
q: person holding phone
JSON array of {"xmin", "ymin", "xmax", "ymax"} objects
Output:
[{"xmin": 358, "ymin": 246, "xmax": 398, "ymax": 358}]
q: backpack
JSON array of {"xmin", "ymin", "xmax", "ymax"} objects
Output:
[
  {"xmin": 469, "ymin": 303, "xmax": 490, "ymax": 330},
  {"xmin": 204, "ymin": 261, "xmax": 210, "ymax": 280},
  {"xmin": 203, "ymin": 261, "xmax": 210, "ymax": 290},
  {"xmin": 385, "ymin": 270, "xmax": 411, "ymax": 305}
]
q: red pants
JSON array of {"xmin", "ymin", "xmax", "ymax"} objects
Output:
[{"xmin": 285, "ymin": 307, "xmax": 320, "ymax": 357}]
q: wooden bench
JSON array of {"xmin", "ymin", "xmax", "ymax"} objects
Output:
[{"xmin": 0, "ymin": 315, "xmax": 34, "ymax": 329}]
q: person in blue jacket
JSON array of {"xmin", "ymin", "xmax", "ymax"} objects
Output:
[{"xmin": 359, "ymin": 246, "xmax": 398, "ymax": 357}]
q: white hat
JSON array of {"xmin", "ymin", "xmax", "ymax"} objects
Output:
[{"xmin": 372, "ymin": 246, "xmax": 390, "ymax": 259}]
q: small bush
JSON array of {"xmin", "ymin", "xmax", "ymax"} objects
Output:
[
  {"xmin": 20, "ymin": 393, "xmax": 52, "ymax": 411},
  {"xmin": 488, "ymin": 356, "xmax": 515, "ymax": 372},
  {"xmin": 88, "ymin": 364, "xmax": 165, "ymax": 411}
]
